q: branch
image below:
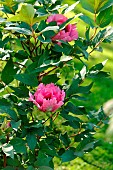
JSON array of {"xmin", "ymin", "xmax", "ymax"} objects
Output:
[
  {"xmin": 3, "ymin": 154, "xmax": 7, "ymax": 167},
  {"xmin": 3, "ymin": 132, "xmax": 10, "ymax": 167},
  {"xmin": 14, "ymin": 62, "xmax": 26, "ymax": 68},
  {"xmin": 90, "ymin": 27, "xmax": 98, "ymax": 40},
  {"xmin": 89, "ymin": 37, "xmax": 104, "ymax": 54},
  {"xmin": 38, "ymin": 66, "xmax": 58, "ymax": 82},
  {"xmin": 90, "ymin": 12, "xmax": 98, "ymax": 40},
  {"xmin": 42, "ymin": 112, "xmax": 57, "ymax": 125}
]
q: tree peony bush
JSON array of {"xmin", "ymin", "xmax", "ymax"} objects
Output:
[{"xmin": 0, "ymin": 0, "xmax": 113, "ymax": 169}]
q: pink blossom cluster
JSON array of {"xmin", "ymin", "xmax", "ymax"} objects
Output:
[
  {"xmin": 47, "ymin": 14, "xmax": 78, "ymax": 43},
  {"xmin": 29, "ymin": 83, "xmax": 65, "ymax": 112}
]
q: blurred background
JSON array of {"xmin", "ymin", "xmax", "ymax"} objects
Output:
[{"xmin": 55, "ymin": 0, "xmax": 113, "ymax": 169}]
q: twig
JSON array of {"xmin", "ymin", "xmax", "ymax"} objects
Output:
[
  {"xmin": 42, "ymin": 112, "xmax": 56, "ymax": 125},
  {"xmin": 3, "ymin": 154, "xmax": 7, "ymax": 167},
  {"xmin": 89, "ymin": 38, "xmax": 104, "ymax": 54},
  {"xmin": 38, "ymin": 66, "xmax": 58, "ymax": 82},
  {"xmin": 14, "ymin": 62, "xmax": 26, "ymax": 68},
  {"xmin": 52, "ymin": 112, "xmax": 60, "ymax": 122},
  {"xmin": 31, "ymin": 112, "xmax": 34, "ymax": 122},
  {"xmin": 3, "ymin": 132, "xmax": 9, "ymax": 167},
  {"xmin": 90, "ymin": 27, "xmax": 98, "ymax": 40}
]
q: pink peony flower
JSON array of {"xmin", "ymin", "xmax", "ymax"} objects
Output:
[
  {"xmin": 47, "ymin": 14, "xmax": 78, "ymax": 43},
  {"xmin": 52, "ymin": 24, "xmax": 78, "ymax": 42},
  {"xmin": 46, "ymin": 14, "xmax": 67, "ymax": 25},
  {"xmin": 29, "ymin": 83, "xmax": 65, "ymax": 112}
]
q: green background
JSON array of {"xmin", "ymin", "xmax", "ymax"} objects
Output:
[{"xmin": 55, "ymin": 0, "xmax": 113, "ymax": 169}]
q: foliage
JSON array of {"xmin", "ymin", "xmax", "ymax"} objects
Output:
[{"xmin": 0, "ymin": 0, "xmax": 113, "ymax": 169}]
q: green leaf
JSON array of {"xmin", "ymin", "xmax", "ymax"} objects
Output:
[
  {"xmin": 88, "ymin": 107, "xmax": 105, "ymax": 121},
  {"xmin": 61, "ymin": 148, "xmax": 77, "ymax": 162},
  {"xmin": 89, "ymin": 60, "xmax": 108, "ymax": 73},
  {"xmin": 61, "ymin": 110, "xmax": 81, "ymax": 122},
  {"xmin": 42, "ymin": 74, "xmax": 59, "ymax": 84},
  {"xmin": 39, "ymin": 26, "xmax": 59, "ymax": 34},
  {"xmin": 2, "ymin": 143, "xmax": 14, "ymax": 159},
  {"xmin": 10, "ymin": 85, "xmax": 29, "ymax": 98},
  {"xmin": 99, "ymin": 0, "xmax": 113, "ymax": 12},
  {"xmin": 104, "ymin": 26, "xmax": 113, "ymax": 43},
  {"xmin": 60, "ymin": 133, "xmax": 71, "ymax": 147},
  {"xmin": 80, "ymin": 0, "xmax": 97, "ymax": 13},
  {"xmin": 26, "ymin": 58, "xmax": 67, "ymax": 74},
  {"xmin": 38, "ymin": 167, "xmax": 53, "ymax": 170},
  {"xmin": 25, "ymin": 61, "xmax": 39, "ymax": 73},
  {"xmin": 15, "ymin": 73, "xmax": 38, "ymax": 86},
  {"xmin": 45, "ymin": 136, "xmax": 60, "ymax": 148},
  {"xmin": 76, "ymin": 136, "xmax": 95, "ymax": 152},
  {"xmin": 29, "ymin": 121, "xmax": 43, "ymax": 129},
  {"xmin": 96, "ymin": 7, "xmax": 112, "ymax": 27},
  {"xmin": 1, "ymin": 58, "xmax": 17, "ymax": 85},
  {"xmin": 60, "ymin": 55, "xmax": 72, "ymax": 62},
  {"xmin": 0, "ymin": 98, "xmax": 10, "ymax": 106},
  {"xmin": 27, "ymin": 166, "xmax": 35, "ymax": 170},
  {"xmin": 7, "ymin": 4, "xmax": 35, "ymax": 25},
  {"xmin": 37, "ymin": 7, "xmax": 48, "ymax": 16},
  {"xmin": 79, "ymin": 66, "xmax": 87, "ymax": 80},
  {"xmin": 61, "ymin": 109, "xmax": 81, "ymax": 129},
  {"xmin": 10, "ymin": 137, "xmax": 27, "ymax": 154},
  {"xmin": 76, "ymin": 82, "xmax": 93, "ymax": 94},
  {"xmin": 79, "ymin": 15, "xmax": 95, "ymax": 28},
  {"xmin": 83, "ymin": 141, "xmax": 97, "ymax": 151},
  {"xmin": 39, "ymin": 140, "xmax": 56, "ymax": 157},
  {"xmin": 7, "ymin": 157, "xmax": 20, "ymax": 167},
  {"xmin": 26, "ymin": 133, "xmax": 37, "ymax": 151},
  {"xmin": 53, "ymin": 44, "xmax": 73, "ymax": 55},
  {"xmin": 64, "ymin": 102, "xmax": 87, "ymax": 115},
  {"xmin": 3, "ymin": 167, "xmax": 15, "ymax": 170},
  {"xmin": 25, "ymin": 0, "xmax": 36, "ymax": 3},
  {"xmin": 25, "ymin": 61, "xmax": 53, "ymax": 74},
  {"xmin": 85, "ymin": 26, "xmax": 90, "ymax": 40},
  {"xmin": 0, "ymin": 17, "xmax": 6, "ymax": 23},
  {"xmin": 35, "ymin": 151, "xmax": 52, "ymax": 167},
  {"xmin": 38, "ymin": 35, "xmax": 51, "ymax": 43},
  {"xmin": 4, "ymin": 27, "xmax": 32, "ymax": 35},
  {"xmin": 80, "ymin": 0, "xmax": 113, "ymax": 14},
  {"xmin": 62, "ymin": 119, "xmax": 80, "ymax": 129},
  {"xmin": 0, "ymin": 105, "xmax": 18, "ymax": 120},
  {"xmin": 36, "ymin": 127, "xmax": 44, "ymax": 137},
  {"xmin": 38, "ymin": 20, "xmax": 47, "ymax": 31},
  {"xmin": 11, "ymin": 120, "xmax": 21, "ymax": 131},
  {"xmin": 32, "ymin": 15, "xmax": 48, "ymax": 25},
  {"xmin": 88, "ymin": 71, "xmax": 109, "ymax": 78},
  {"xmin": 63, "ymin": 1, "xmax": 79, "ymax": 14},
  {"xmin": 93, "ymin": 27, "xmax": 113, "ymax": 45},
  {"xmin": 0, "ymin": 83, "xmax": 4, "ymax": 89},
  {"xmin": 59, "ymin": 17, "xmax": 74, "ymax": 30},
  {"xmin": 66, "ymin": 78, "xmax": 79, "ymax": 97},
  {"xmin": 74, "ymin": 130, "xmax": 91, "ymax": 142},
  {"xmin": 76, "ymin": 138, "xmax": 98, "ymax": 152}
]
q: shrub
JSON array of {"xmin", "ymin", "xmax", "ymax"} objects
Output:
[{"xmin": 0, "ymin": 0, "xmax": 113, "ymax": 169}]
